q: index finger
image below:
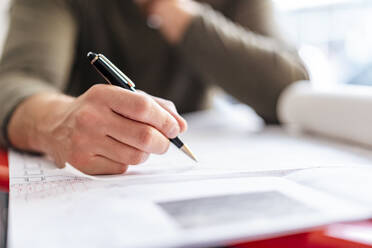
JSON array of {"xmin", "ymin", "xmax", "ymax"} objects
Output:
[
  {"xmin": 152, "ymin": 96, "xmax": 188, "ymax": 133},
  {"xmin": 105, "ymin": 86, "xmax": 181, "ymax": 138}
]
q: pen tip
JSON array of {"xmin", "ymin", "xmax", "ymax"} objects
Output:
[{"xmin": 181, "ymin": 145, "xmax": 198, "ymax": 163}]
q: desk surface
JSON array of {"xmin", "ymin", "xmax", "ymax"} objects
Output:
[
  {"xmin": 3, "ymin": 105, "xmax": 372, "ymax": 248},
  {"xmin": 2, "ymin": 149, "xmax": 372, "ymax": 248}
]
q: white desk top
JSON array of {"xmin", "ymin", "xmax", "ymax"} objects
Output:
[{"xmin": 7, "ymin": 104, "xmax": 372, "ymax": 248}]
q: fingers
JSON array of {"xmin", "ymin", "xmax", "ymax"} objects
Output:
[
  {"xmin": 70, "ymin": 84, "xmax": 188, "ymax": 175},
  {"xmin": 106, "ymin": 111, "xmax": 170, "ymax": 154},
  {"xmin": 84, "ymin": 156, "xmax": 128, "ymax": 175},
  {"xmin": 97, "ymin": 136, "xmax": 150, "ymax": 165},
  {"xmin": 104, "ymin": 86, "xmax": 182, "ymax": 138},
  {"xmin": 152, "ymin": 96, "xmax": 188, "ymax": 133}
]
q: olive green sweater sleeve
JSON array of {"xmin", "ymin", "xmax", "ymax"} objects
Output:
[
  {"xmin": 0, "ymin": 0, "xmax": 77, "ymax": 147},
  {"xmin": 178, "ymin": 0, "xmax": 309, "ymax": 123}
]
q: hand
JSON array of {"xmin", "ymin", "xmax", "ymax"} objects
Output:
[
  {"xmin": 134, "ymin": 0, "xmax": 200, "ymax": 43},
  {"xmin": 8, "ymin": 85, "xmax": 187, "ymax": 175}
]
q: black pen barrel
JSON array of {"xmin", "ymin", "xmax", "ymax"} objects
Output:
[
  {"xmin": 89, "ymin": 55, "xmax": 133, "ymax": 91},
  {"xmin": 170, "ymin": 137, "xmax": 184, "ymax": 149}
]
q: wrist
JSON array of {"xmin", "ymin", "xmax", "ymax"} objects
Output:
[
  {"xmin": 8, "ymin": 93, "xmax": 74, "ymax": 153},
  {"xmin": 32, "ymin": 94, "xmax": 75, "ymax": 154}
]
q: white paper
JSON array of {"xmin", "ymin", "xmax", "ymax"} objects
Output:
[
  {"xmin": 278, "ymin": 81, "xmax": 372, "ymax": 148},
  {"xmin": 285, "ymin": 167, "xmax": 372, "ymax": 207},
  {"xmin": 326, "ymin": 223, "xmax": 372, "ymax": 245},
  {"xmin": 9, "ymin": 176, "xmax": 372, "ymax": 248},
  {"xmin": 8, "ymin": 104, "xmax": 372, "ymax": 248}
]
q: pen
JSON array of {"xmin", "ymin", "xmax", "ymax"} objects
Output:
[{"xmin": 87, "ymin": 52, "xmax": 198, "ymax": 162}]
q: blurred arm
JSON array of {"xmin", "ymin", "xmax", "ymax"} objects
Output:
[
  {"xmin": 149, "ymin": 0, "xmax": 309, "ymax": 123},
  {"xmin": 0, "ymin": 0, "xmax": 77, "ymax": 147}
]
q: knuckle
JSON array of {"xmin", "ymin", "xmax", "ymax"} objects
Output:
[
  {"xmin": 139, "ymin": 126, "xmax": 155, "ymax": 150},
  {"xmin": 164, "ymin": 99, "xmax": 176, "ymax": 109},
  {"xmin": 87, "ymin": 84, "xmax": 105, "ymax": 99},
  {"xmin": 161, "ymin": 117, "xmax": 177, "ymax": 137},
  {"xmin": 129, "ymin": 151, "xmax": 148, "ymax": 165},
  {"xmin": 135, "ymin": 96, "xmax": 152, "ymax": 118}
]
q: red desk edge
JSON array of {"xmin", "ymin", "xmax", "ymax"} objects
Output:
[{"xmin": 0, "ymin": 149, "xmax": 9, "ymax": 192}]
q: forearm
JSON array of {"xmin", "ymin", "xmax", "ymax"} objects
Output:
[
  {"xmin": 183, "ymin": 25, "xmax": 308, "ymax": 122},
  {"xmin": 178, "ymin": 6, "xmax": 308, "ymax": 122},
  {"xmin": 0, "ymin": 74, "xmax": 60, "ymax": 148},
  {"xmin": 7, "ymin": 93, "xmax": 74, "ymax": 153},
  {"xmin": 0, "ymin": 0, "xmax": 77, "ymax": 147},
  {"xmin": 143, "ymin": 1, "xmax": 309, "ymax": 123}
]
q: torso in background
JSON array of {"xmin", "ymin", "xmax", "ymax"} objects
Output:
[{"xmin": 65, "ymin": 0, "xmax": 238, "ymax": 114}]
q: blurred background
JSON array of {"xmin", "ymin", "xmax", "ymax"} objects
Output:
[
  {"xmin": 0, "ymin": 1, "xmax": 9, "ymax": 57},
  {"xmin": 275, "ymin": 0, "xmax": 372, "ymax": 88},
  {"xmin": 0, "ymin": 0, "xmax": 371, "ymax": 88}
]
